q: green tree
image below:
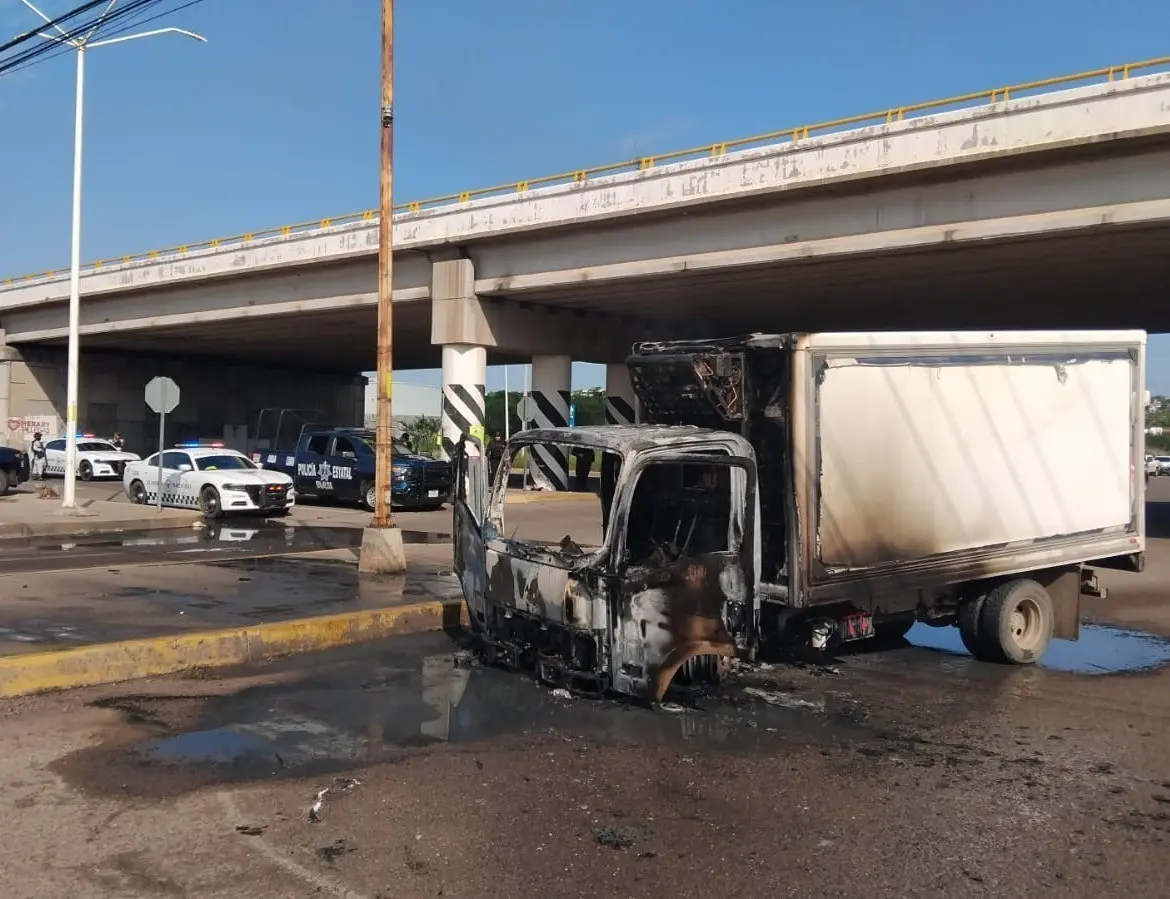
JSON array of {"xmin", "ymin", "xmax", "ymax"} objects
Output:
[
  {"xmin": 401, "ymin": 415, "xmax": 441, "ymax": 457},
  {"xmin": 571, "ymin": 388, "xmax": 606, "ymax": 425}
]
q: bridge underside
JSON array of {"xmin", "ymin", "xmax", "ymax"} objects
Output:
[{"xmin": 12, "ymin": 221, "xmax": 1170, "ymax": 370}]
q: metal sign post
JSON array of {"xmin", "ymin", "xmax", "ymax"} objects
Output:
[{"xmin": 144, "ymin": 376, "xmax": 180, "ymax": 512}]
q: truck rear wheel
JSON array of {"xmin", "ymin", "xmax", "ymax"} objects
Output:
[
  {"xmin": 977, "ymin": 579, "xmax": 1054, "ymax": 665},
  {"xmin": 957, "ymin": 593, "xmax": 991, "ymax": 659}
]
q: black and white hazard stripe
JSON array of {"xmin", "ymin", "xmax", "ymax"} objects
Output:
[
  {"xmin": 441, "ymin": 382, "xmax": 486, "ymax": 461},
  {"xmin": 605, "ymin": 394, "xmax": 636, "ymax": 425},
  {"xmin": 528, "ymin": 388, "xmax": 570, "ymax": 490}
]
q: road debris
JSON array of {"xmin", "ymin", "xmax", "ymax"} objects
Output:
[
  {"xmin": 234, "ymin": 824, "xmax": 267, "ymax": 836},
  {"xmin": 743, "ymin": 686, "xmax": 825, "ymax": 712},
  {"xmin": 591, "ymin": 824, "xmax": 649, "ymax": 849},
  {"xmin": 550, "ymin": 687, "xmax": 572, "ymax": 700},
  {"xmin": 316, "ymin": 839, "xmax": 358, "ymax": 864},
  {"xmin": 309, "ymin": 775, "xmax": 362, "ymax": 822},
  {"xmin": 309, "ymin": 787, "xmax": 329, "ymax": 822}
]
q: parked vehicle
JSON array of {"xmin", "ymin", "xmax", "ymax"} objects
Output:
[
  {"xmin": 42, "ymin": 434, "xmax": 140, "ymax": 480},
  {"xmin": 0, "ymin": 444, "xmax": 30, "ymax": 495},
  {"xmin": 255, "ymin": 424, "xmax": 452, "ymax": 511},
  {"xmin": 123, "ymin": 444, "xmax": 294, "ymax": 519},
  {"xmin": 1154, "ymin": 456, "xmax": 1170, "ymax": 475},
  {"xmin": 452, "ymin": 330, "xmax": 1146, "ymax": 702}
]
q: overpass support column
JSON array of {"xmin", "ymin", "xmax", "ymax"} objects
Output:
[
  {"xmin": 431, "ymin": 259, "xmax": 487, "ymax": 461},
  {"xmin": 529, "ymin": 354, "xmax": 572, "ymax": 491},
  {"xmin": 605, "ymin": 362, "xmax": 640, "ymax": 425},
  {"xmin": 440, "ymin": 344, "xmax": 487, "ymax": 461}
]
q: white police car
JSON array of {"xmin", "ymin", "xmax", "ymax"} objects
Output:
[
  {"xmin": 43, "ymin": 434, "xmax": 140, "ymax": 480},
  {"xmin": 122, "ymin": 443, "xmax": 295, "ymax": 519}
]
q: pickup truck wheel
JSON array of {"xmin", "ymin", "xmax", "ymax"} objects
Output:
[
  {"xmin": 957, "ymin": 593, "xmax": 992, "ymax": 660},
  {"xmin": 79, "ymin": 460, "xmax": 93, "ymax": 481},
  {"xmin": 977, "ymin": 579, "xmax": 1054, "ymax": 665},
  {"xmin": 362, "ymin": 482, "xmax": 377, "ymax": 511},
  {"xmin": 128, "ymin": 480, "xmax": 147, "ymax": 505},
  {"xmin": 199, "ymin": 485, "xmax": 224, "ymax": 520},
  {"xmin": 0, "ymin": 469, "xmax": 9, "ymax": 496}
]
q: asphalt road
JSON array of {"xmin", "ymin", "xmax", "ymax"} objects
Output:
[{"xmin": 0, "ymin": 482, "xmax": 1168, "ymax": 896}]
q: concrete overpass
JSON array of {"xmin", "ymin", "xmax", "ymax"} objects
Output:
[{"xmin": 3, "ymin": 61, "xmax": 1169, "ymax": 482}]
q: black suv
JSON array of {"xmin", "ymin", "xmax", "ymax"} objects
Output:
[{"xmin": 0, "ymin": 445, "xmax": 30, "ymax": 495}]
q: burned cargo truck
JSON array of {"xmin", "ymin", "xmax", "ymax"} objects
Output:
[{"xmin": 452, "ymin": 331, "xmax": 1146, "ymax": 702}]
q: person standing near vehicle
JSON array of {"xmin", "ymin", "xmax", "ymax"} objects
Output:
[
  {"xmin": 110, "ymin": 432, "xmax": 125, "ymax": 452},
  {"xmin": 487, "ymin": 433, "xmax": 506, "ymax": 483},
  {"xmin": 30, "ymin": 431, "xmax": 46, "ymax": 480}
]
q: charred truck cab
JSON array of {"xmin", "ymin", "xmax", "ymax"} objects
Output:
[
  {"xmin": 455, "ymin": 427, "xmax": 759, "ymax": 701},
  {"xmin": 453, "ymin": 330, "xmax": 1146, "ymax": 703}
]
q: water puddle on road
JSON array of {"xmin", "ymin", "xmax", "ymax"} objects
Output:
[
  {"xmin": 7, "ymin": 524, "xmax": 449, "ymax": 556},
  {"xmin": 906, "ymin": 621, "xmax": 1170, "ymax": 674},
  {"xmin": 55, "ymin": 637, "xmax": 870, "ymax": 795}
]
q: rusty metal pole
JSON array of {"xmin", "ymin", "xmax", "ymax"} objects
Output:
[{"xmin": 372, "ymin": 0, "xmax": 395, "ymax": 529}]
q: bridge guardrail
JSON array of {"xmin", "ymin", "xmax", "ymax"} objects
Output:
[{"xmin": 4, "ymin": 55, "xmax": 1169, "ymax": 289}]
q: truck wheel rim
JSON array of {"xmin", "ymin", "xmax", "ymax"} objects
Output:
[
  {"xmin": 1009, "ymin": 597, "xmax": 1044, "ymax": 651},
  {"xmin": 366, "ymin": 486, "xmax": 375, "ymax": 507}
]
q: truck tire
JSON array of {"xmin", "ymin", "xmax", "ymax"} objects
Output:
[
  {"xmin": 0, "ymin": 468, "xmax": 9, "ymax": 496},
  {"xmin": 362, "ymin": 481, "xmax": 376, "ymax": 512},
  {"xmin": 957, "ymin": 593, "xmax": 991, "ymax": 659},
  {"xmin": 977, "ymin": 579, "xmax": 1054, "ymax": 665}
]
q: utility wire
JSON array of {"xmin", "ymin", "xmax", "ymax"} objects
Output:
[
  {"xmin": 0, "ymin": 0, "xmax": 209, "ymax": 76},
  {"xmin": 0, "ymin": 0, "xmax": 206, "ymax": 77},
  {"xmin": 0, "ymin": 0, "xmax": 161, "ymax": 73},
  {"xmin": 0, "ymin": 0, "xmax": 110, "ymax": 55}
]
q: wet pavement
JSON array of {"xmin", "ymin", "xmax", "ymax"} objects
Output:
[
  {"xmin": 49, "ymin": 619, "xmax": 1170, "ymax": 797},
  {"xmin": 0, "ymin": 522, "xmax": 449, "ymax": 575},
  {"xmin": 18, "ymin": 621, "xmax": 1169, "ymax": 897},
  {"xmin": 0, "ymin": 538, "xmax": 459, "ymax": 654}
]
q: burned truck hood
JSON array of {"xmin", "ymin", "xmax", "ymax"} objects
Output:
[{"xmin": 628, "ymin": 333, "xmax": 793, "ymax": 425}]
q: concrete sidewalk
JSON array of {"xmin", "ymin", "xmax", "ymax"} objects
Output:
[
  {"xmin": 0, "ymin": 542, "xmax": 465, "ymax": 697},
  {"xmin": 0, "ymin": 485, "xmax": 199, "ymax": 540}
]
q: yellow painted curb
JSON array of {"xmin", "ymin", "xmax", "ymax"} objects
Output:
[
  {"xmin": 0, "ymin": 599, "xmax": 467, "ymax": 699},
  {"xmin": 505, "ymin": 490, "xmax": 598, "ymax": 504}
]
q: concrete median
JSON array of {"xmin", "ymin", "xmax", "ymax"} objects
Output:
[{"xmin": 0, "ymin": 598, "xmax": 467, "ymax": 698}]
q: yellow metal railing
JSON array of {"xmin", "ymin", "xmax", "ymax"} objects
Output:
[{"xmin": 4, "ymin": 55, "xmax": 1169, "ymax": 288}]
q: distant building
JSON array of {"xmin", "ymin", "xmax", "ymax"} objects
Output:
[{"xmin": 363, "ymin": 379, "xmax": 441, "ymax": 432}]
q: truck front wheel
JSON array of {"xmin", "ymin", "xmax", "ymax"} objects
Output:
[{"xmin": 976, "ymin": 579, "xmax": 1054, "ymax": 665}]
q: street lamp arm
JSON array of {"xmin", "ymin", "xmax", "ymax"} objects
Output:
[
  {"xmin": 19, "ymin": 0, "xmax": 79, "ymax": 47},
  {"xmin": 87, "ymin": 27, "xmax": 207, "ymax": 49}
]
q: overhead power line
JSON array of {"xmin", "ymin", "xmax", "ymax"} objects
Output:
[{"xmin": 0, "ymin": 0, "xmax": 208, "ymax": 78}]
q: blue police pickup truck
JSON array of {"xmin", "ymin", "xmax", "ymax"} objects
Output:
[{"xmin": 254, "ymin": 426, "xmax": 453, "ymax": 511}]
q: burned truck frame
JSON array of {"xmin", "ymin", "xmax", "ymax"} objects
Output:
[{"xmin": 453, "ymin": 330, "xmax": 1146, "ymax": 702}]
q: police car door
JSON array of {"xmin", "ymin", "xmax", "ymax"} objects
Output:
[
  {"xmin": 162, "ymin": 450, "xmax": 196, "ymax": 507},
  {"xmin": 328, "ymin": 435, "xmax": 361, "ymax": 502},
  {"xmin": 297, "ymin": 433, "xmax": 332, "ymax": 496},
  {"xmin": 44, "ymin": 438, "xmax": 66, "ymax": 476}
]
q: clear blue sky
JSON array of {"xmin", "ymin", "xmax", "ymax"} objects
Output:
[{"xmin": 2, "ymin": 0, "xmax": 1167, "ymax": 392}]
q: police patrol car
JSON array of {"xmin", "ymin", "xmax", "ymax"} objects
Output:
[
  {"xmin": 122, "ymin": 442, "xmax": 295, "ymax": 519},
  {"xmin": 43, "ymin": 434, "xmax": 140, "ymax": 480}
]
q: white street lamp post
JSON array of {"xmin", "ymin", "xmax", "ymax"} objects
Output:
[{"xmin": 20, "ymin": 1, "xmax": 205, "ymax": 509}]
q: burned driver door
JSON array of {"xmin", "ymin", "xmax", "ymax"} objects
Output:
[
  {"xmin": 608, "ymin": 452, "xmax": 758, "ymax": 703},
  {"xmin": 452, "ymin": 435, "xmax": 489, "ymax": 632}
]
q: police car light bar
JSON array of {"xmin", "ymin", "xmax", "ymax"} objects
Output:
[{"xmin": 178, "ymin": 441, "xmax": 225, "ymax": 448}]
